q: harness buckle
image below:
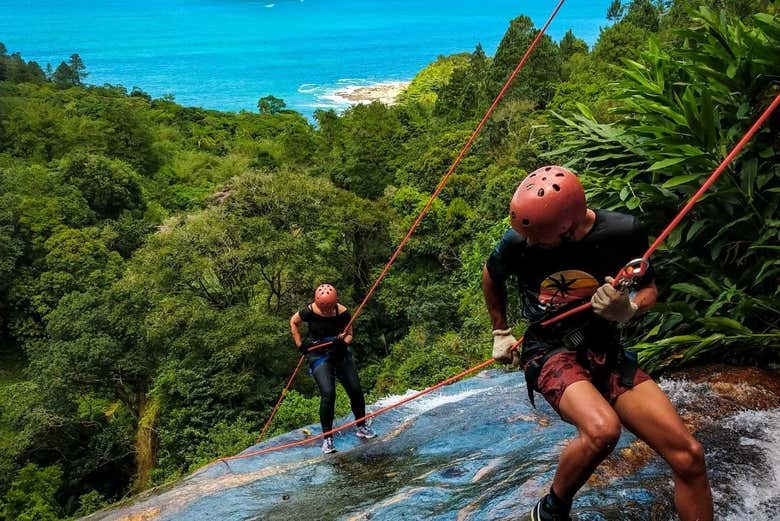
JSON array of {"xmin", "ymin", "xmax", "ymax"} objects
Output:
[{"xmin": 562, "ymin": 329, "xmax": 585, "ymax": 348}]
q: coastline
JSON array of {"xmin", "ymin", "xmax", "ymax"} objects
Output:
[
  {"xmin": 328, "ymin": 81, "xmax": 410, "ymax": 106},
  {"xmin": 2, "ymin": 0, "xmax": 610, "ymax": 118}
]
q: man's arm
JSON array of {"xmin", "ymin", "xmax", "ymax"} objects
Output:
[
  {"xmin": 483, "ymin": 265, "xmax": 508, "ymax": 330},
  {"xmin": 483, "ymin": 264, "xmax": 519, "ymax": 365},
  {"xmin": 625, "ymin": 217, "xmax": 657, "ymax": 315},
  {"xmin": 632, "ymin": 280, "xmax": 658, "ymax": 314}
]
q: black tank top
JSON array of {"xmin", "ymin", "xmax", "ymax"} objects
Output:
[{"xmin": 298, "ymin": 304, "xmax": 351, "ymax": 342}]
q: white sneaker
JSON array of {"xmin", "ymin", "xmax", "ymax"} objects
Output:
[
  {"xmin": 321, "ymin": 437, "xmax": 337, "ymax": 454},
  {"xmin": 356, "ymin": 425, "xmax": 376, "ymax": 439}
]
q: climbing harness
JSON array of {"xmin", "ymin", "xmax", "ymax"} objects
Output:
[
  {"xmin": 306, "ymin": 337, "xmax": 345, "ymax": 374},
  {"xmin": 307, "ymin": 352, "xmax": 329, "ymax": 375}
]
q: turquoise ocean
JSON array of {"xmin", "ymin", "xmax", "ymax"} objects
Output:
[{"xmin": 1, "ymin": 0, "xmax": 610, "ymax": 117}]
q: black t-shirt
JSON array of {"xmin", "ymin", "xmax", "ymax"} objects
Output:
[
  {"xmin": 486, "ymin": 209, "xmax": 654, "ymax": 334},
  {"xmin": 299, "ymin": 305, "xmax": 352, "ymax": 343}
]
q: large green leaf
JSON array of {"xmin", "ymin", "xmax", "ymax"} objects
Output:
[
  {"xmin": 670, "ymin": 282, "xmax": 713, "ymax": 300},
  {"xmin": 648, "ymin": 158, "xmax": 689, "ymax": 172},
  {"xmin": 682, "ymin": 334, "xmax": 726, "ymax": 362},
  {"xmin": 660, "ymin": 173, "xmax": 700, "ymax": 186},
  {"xmin": 686, "ymin": 220, "xmax": 708, "ymax": 241},
  {"xmin": 698, "ymin": 317, "xmax": 751, "ymax": 334},
  {"xmin": 655, "ymin": 335, "xmax": 702, "ymax": 346}
]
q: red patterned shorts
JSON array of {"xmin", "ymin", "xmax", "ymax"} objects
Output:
[{"xmin": 529, "ymin": 350, "xmax": 651, "ymax": 413}]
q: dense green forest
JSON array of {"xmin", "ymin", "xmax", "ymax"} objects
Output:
[{"xmin": 0, "ymin": 1, "xmax": 778, "ymax": 518}]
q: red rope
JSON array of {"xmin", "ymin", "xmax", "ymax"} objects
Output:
[
  {"xmin": 306, "ymin": 340, "xmax": 334, "ymax": 353},
  {"xmin": 257, "ymin": 340, "xmax": 336, "ymax": 440},
  {"xmin": 644, "ymin": 93, "xmax": 780, "ymax": 259},
  {"xmin": 256, "ymin": 355, "xmax": 306, "ymax": 442},
  {"xmin": 221, "ymin": 358, "xmax": 497, "ymax": 463},
  {"xmin": 343, "ymin": 0, "xmax": 568, "ymax": 333},
  {"xmin": 541, "ymin": 94, "xmax": 780, "ymax": 326},
  {"xmin": 255, "ymin": 0, "xmax": 568, "ymax": 438}
]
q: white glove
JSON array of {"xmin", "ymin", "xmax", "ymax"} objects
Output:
[
  {"xmin": 492, "ymin": 328, "xmax": 520, "ymax": 366},
  {"xmin": 591, "ymin": 276, "xmax": 639, "ymax": 322}
]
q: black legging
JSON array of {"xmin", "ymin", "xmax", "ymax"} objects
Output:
[{"xmin": 310, "ymin": 353, "xmax": 366, "ymax": 434}]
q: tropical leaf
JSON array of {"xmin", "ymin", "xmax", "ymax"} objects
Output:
[
  {"xmin": 550, "ymin": 3, "xmax": 780, "ymax": 372},
  {"xmin": 671, "ymin": 282, "xmax": 713, "ymax": 300},
  {"xmin": 660, "ymin": 173, "xmax": 701, "ymax": 186},
  {"xmin": 686, "ymin": 220, "xmax": 707, "ymax": 241},
  {"xmin": 698, "ymin": 316, "xmax": 751, "ymax": 334}
]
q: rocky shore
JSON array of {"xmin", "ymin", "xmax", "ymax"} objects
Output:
[{"xmin": 332, "ymin": 81, "xmax": 410, "ymax": 106}]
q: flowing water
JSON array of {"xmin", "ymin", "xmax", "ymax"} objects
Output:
[{"xmin": 84, "ymin": 368, "xmax": 780, "ymax": 521}]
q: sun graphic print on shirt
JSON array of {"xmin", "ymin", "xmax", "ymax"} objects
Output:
[{"xmin": 537, "ymin": 270, "xmax": 599, "ymax": 309}]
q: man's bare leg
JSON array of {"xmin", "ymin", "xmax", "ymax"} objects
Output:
[
  {"xmin": 614, "ymin": 380, "xmax": 713, "ymax": 521},
  {"xmin": 552, "ymin": 380, "xmax": 622, "ymax": 501}
]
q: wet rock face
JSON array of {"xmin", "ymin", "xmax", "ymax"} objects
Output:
[
  {"xmin": 84, "ymin": 366, "xmax": 780, "ymax": 521},
  {"xmin": 594, "ymin": 365, "xmax": 780, "ymax": 484},
  {"xmin": 593, "ymin": 365, "xmax": 780, "ymax": 520},
  {"xmin": 678, "ymin": 365, "xmax": 780, "ymax": 412}
]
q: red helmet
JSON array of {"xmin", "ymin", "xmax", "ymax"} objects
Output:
[
  {"xmin": 509, "ymin": 166, "xmax": 586, "ymax": 244},
  {"xmin": 314, "ymin": 284, "xmax": 338, "ymax": 307}
]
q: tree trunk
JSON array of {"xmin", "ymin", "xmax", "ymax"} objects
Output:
[{"xmin": 132, "ymin": 394, "xmax": 160, "ymax": 493}]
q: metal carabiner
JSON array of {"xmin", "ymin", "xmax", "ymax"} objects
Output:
[{"xmin": 615, "ymin": 257, "xmax": 651, "ymax": 291}]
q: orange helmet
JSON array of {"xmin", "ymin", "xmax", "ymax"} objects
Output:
[
  {"xmin": 509, "ymin": 166, "xmax": 587, "ymax": 244},
  {"xmin": 314, "ymin": 284, "xmax": 338, "ymax": 307}
]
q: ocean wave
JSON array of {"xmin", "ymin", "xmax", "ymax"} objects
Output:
[
  {"xmin": 336, "ymin": 78, "xmax": 366, "ymax": 85},
  {"xmin": 318, "ymin": 89, "xmax": 353, "ymax": 104},
  {"xmin": 297, "ymin": 83, "xmax": 319, "ymax": 93},
  {"xmin": 298, "ymin": 103, "xmax": 343, "ymax": 110}
]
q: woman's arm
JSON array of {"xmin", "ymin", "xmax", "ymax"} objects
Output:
[
  {"xmin": 337, "ymin": 304, "xmax": 353, "ymax": 344},
  {"xmin": 290, "ymin": 312, "xmax": 304, "ymax": 348}
]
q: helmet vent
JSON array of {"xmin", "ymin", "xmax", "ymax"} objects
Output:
[
  {"xmin": 537, "ymin": 188, "xmax": 545, "ymax": 197},
  {"xmin": 555, "ymin": 172, "xmax": 565, "ymax": 177},
  {"xmin": 544, "ymin": 166, "xmax": 552, "ymax": 171},
  {"xmin": 552, "ymin": 184, "xmax": 561, "ymax": 191},
  {"xmin": 526, "ymin": 183, "xmax": 535, "ymax": 190},
  {"xmin": 522, "ymin": 219, "xmax": 530, "ymax": 226}
]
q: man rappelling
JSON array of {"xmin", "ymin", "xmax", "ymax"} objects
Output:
[{"xmin": 482, "ymin": 166, "xmax": 714, "ymax": 521}]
